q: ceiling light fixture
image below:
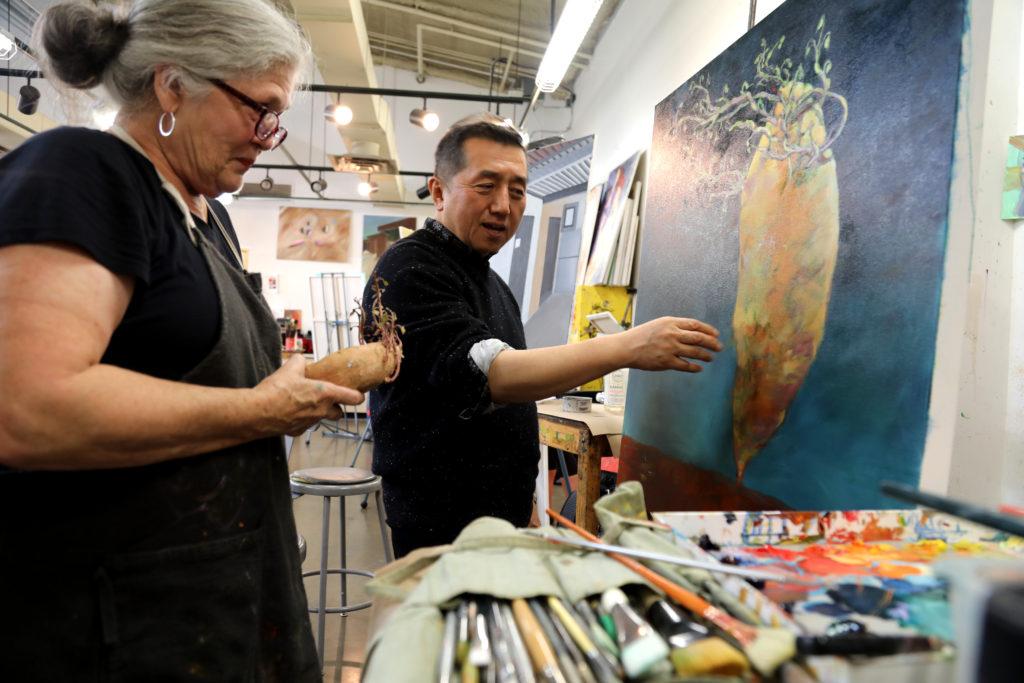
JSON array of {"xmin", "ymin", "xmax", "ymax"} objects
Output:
[
  {"xmin": 259, "ymin": 169, "xmax": 274, "ymax": 192},
  {"xmin": 535, "ymin": 0, "xmax": 604, "ymax": 93},
  {"xmin": 0, "ymin": 30, "xmax": 17, "ymax": 61},
  {"xmin": 409, "ymin": 98, "xmax": 439, "ymax": 132},
  {"xmin": 357, "ymin": 174, "xmax": 378, "ymax": 197},
  {"xmin": 310, "ymin": 172, "xmax": 327, "ymax": 194},
  {"xmin": 415, "ymin": 184, "xmax": 431, "ymax": 200},
  {"xmin": 324, "ymin": 102, "xmax": 353, "ymax": 126},
  {"xmin": 17, "ymin": 78, "xmax": 40, "ymax": 116}
]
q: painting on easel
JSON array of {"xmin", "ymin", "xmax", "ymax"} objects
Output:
[
  {"xmin": 1001, "ymin": 135, "xmax": 1024, "ymax": 219},
  {"xmin": 622, "ymin": 0, "xmax": 968, "ymax": 511}
]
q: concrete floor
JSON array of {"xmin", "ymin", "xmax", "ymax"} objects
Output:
[{"xmin": 288, "ymin": 417, "xmax": 569, "ymax": 682}]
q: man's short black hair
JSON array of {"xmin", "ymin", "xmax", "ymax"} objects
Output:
[{"xmin": 434, "ymin": 113, "xmax": 526, "ymax": 182}]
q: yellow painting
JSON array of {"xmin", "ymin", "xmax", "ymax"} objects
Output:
[{"xmin": 567, "ymin": 284, "xmax": 634, "ymax": 391}]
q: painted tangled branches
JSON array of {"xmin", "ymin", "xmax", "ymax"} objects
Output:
[{"xmin": 671, "ymin": 15, "xmax": 849, "ymax": 200}]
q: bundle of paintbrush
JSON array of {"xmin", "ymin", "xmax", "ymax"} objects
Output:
[{"xmin": 435, "ymin": 587, "xmax": 756, "ymax": 683}]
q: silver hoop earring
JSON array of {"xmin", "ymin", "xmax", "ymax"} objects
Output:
[{"xmin": 158, "ymin": 111, "xmax": 175, "ymax": 137}]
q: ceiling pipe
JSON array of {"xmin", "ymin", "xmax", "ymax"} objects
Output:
[
  {"xmin": 253, "ymin": 162, "xmax": 431, "ymax": 178},
  {"xmin": 415, "ymin": 23, "xmax": 586, "ymax": 84},
  {"xmin": 305, "ymin": 82, "xmax": 527, "ymax": 104},
  {"xmin": 362, "ymin": 0, "xmax": 593, "ymax": 60},
  {"xmin": 0, "ymin": 69, "xmax": 526, "ymax": 105},
  {"xmin": 369, "ymin": 39, "xmax": 525, "ymax": 82}
]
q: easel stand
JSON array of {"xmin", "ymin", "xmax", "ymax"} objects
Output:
[{"xmin": 306, "ymin": 273, "xmax": 372, "ymax": 451}]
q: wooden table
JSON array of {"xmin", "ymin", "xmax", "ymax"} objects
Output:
[{"xmin": 535, "ymin": 400, "xmax": 623, "ymax": 534}]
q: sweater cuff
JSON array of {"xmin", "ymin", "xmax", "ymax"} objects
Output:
[{"xmin": 468, "ymin": 338, "xmax": 512, "ymax": 375}]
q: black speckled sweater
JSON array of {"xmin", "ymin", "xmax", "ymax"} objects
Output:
[{"xmin": 362, "ymin": 218, "xmax": 539, "ymax": 536}]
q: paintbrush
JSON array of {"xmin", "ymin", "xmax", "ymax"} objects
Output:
[
  {"xmin": 511, "ymin": 597, "xmax": 568, "ymax": 683},
  {"xmin": 528, "ymin": 598, "xmax": 586, "ymax": 683},
  {"xmin": 537, "ymin": 531, "xmax": 823, "ymax": 585},
  {"xmin": 469, "ymin": 600, "xmax": 493, "ymax": 670},
  {"xmin": 573, "ymin": 598, "xmax": 621, "ymax": 662},
  {"xmin": 486, "ymin": 601, "xmax": 522, "ymax": 683},
  {"xmin": 796, "ymin": 633, "xmax": 944, "ymax": 656},
  {"xmin": 438, "ymin": 608, "xmax": 459, "ymax": 683},
  {"xmin": 547, "ymin": 507, "xmax": 796, "ymax": 676},
  {"xmin": 456, "ymin": 601, "xmax": 471, "ymax": 667},
  {"xmin": 881, "ymin": 481, "xmax": 1024, "ymax": 538},
  {"xmin": 533, "ymin": 598, "xmax": 598, "ymax": 683},
  {"xmin": 547, "ymin": 597, "xmax": 621, "ymax": 683},
  {"xmin": 499, "ymin": 602, "xmax": 538, "ymax": 683}
]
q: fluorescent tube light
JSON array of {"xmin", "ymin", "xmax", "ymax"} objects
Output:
[{"xmin": 534, "ymin": 0, "xmax": 603, "ymax": 93}]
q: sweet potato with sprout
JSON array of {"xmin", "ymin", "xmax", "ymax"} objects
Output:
[
  {"xmin": 304, "ymin": 276, "xmax": 403, "ymax": 392},
  {"xmin": 305, "ymin": 343, "xmax": 399, "ymax": 392}
]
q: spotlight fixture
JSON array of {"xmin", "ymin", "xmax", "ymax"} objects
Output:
[
  {"xmin": 0, "ymin": 29, "xmax": 17, "ymax": 60},
  {"xmin": 324, "ymin": 102, "xmax": 353, "ymax": 126},
  {"xmin": 259, "ymin": 170, "xmax": 274, "ymax": 192},
  {"xmin": 357, "ymin": 174, "xmax": 378, "ymax": 197},
  {"xmin": 409, "ymin": 98, "xmax": 439, "ymax": 132},
  {"xmin": 17, "ymin": 78, "xmax": 40, "ymax": 116},
  {"xmin": 310, "ymin": 172, "xmax": 327, "ymax": 194},
  {"xmin": 535, "ymin": 0, "xmax": 604, "ymax": 93},
  {"xmin": 415, "ymin": 184, "xmax": 431, "ymax": 200}
]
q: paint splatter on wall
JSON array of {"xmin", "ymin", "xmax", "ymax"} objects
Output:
[{"xmin": 622, "ymin": 0, "xmax": 968, "ymax": 511}]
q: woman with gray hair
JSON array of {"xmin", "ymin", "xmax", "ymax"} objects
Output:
[{"xmin": 0, "ymin": 1, "xmax": 358, "ymax": 679}]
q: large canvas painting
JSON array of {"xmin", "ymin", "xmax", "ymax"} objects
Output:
[
  {"xmin": 277, "ymin": 207, "xmax": 352, "ymax": 262},
  {"xmin": 1001, "ymin": 136, "xmax": 1024, "ymax": 219},
  {"xmin": 622, "ymin": 0, "xmax": 968, "ymax": 511}
]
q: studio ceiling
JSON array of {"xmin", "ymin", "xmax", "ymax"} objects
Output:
[{"xmin": 3, "ymin": 0, "xmax": 622, "ymax": 203}]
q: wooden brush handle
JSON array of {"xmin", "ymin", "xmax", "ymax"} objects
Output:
[
  {"xmin": 511, "ymin": 598, "xmax": 564, "ymax": 682},
  {"xmin": 545, "ymin": 508, "xmax": 755, "ymax": 646}
]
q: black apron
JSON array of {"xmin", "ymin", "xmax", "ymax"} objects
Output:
[{"xmin": 0, "ymin": 158, "xmax": 319, "ymax": 682}]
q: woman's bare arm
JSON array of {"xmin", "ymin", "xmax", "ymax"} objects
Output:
[{"xmin": 0, "ymin": 243, "xmax": 361, "ymax": 470}]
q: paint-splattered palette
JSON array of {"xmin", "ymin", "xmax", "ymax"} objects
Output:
[
  {"xmin": 654, "ymin": 509, "xmax": 1023, "ymax": 639},
  {"xmin": 655, "ymin": 510, "xmax": 1023, "ymax": 681}
]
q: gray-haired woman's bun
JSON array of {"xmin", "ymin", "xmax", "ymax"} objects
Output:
[{"xmin": 35, "ymin": 2, "xmax": 130, "ymax": 90}]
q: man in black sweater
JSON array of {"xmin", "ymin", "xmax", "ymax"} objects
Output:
[{"xmin": 365, "ymin": 114, "xmax": 722, "ymax": 557}]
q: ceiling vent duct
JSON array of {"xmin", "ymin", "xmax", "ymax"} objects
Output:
[{"xmin": 329, "ymin": 140, "xmax": 397, "ymax": 175}]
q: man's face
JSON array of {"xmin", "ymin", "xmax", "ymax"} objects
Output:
[{"xmin": 430, "ymin": 137, "xmax": 528, "ymax": 258}]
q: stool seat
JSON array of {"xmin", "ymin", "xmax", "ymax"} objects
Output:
[{"xmin": 292, "ymin": 466, "xmax": 376, "ymax": 485}]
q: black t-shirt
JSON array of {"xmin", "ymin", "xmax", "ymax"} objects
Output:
[{"xmin": 0, "ymin": 127, "xmax": 241, "ymax": 380}]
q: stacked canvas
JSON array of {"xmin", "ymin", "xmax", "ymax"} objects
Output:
[{"xmin": 582, "ymin": 151, "xmax": 644, "ymax": 287}]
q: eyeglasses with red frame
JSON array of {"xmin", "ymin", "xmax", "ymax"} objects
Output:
[{"xmin": 209, "ymin": 78, "xmax": 288, "ymax": 150}]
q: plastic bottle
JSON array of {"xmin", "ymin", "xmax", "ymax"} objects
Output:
[{"xmin": 603, "ymin": 367, "xmax": 629, "ymax": 414}]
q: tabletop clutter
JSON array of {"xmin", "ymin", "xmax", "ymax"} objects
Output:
[{"xmin": 358, "ymin": 481, "xmax": 1024, "ymax": 682}]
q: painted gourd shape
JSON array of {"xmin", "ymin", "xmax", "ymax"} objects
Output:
[
  {"xmin": 674, "ymin": 16, "xmax": 848, "ymax": 481},
  {"xmin": 732, "ymin": 81, "xmax": 841, "ymax": 481}
]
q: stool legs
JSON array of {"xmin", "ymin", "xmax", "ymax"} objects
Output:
[
  {"xmin": 316, "ymin": 496, "xmax": 331, "ymax": 669},
  {"xmin": 339, "ymin": 495, "xmax": 347, "ymax": 617}
]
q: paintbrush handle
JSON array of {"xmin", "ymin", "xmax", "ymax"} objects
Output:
[
  {"xmin": 512, "ymin": 598, "xmax": 568, "ymax": 683},
  {"xmin": 881, "ymin": 481, "xmax": 1024, "ymax": 537},
  {"xmin": 540, "ymin": 533, "xmax": 821, "ymax": 586},
  {"xmin": 546, "ymin": 508, "xmax": 757, "ymax": 647}
]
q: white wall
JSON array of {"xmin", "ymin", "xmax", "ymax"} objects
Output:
[
  {"xmin": 525, "ymin": 0, "xmax": 1022, "ymax": 505},
  {"xmin": 1003, "ymin": 3, "xmax": 1024, "ymax": 507},
  {"xmin": 225, "ymin": 198, "xmax": 434, "ymax": 329}
]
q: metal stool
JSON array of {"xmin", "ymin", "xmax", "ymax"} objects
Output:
[{"xmin": 290, "ymin": 466, "xmax": 393, "ymax": 669}]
